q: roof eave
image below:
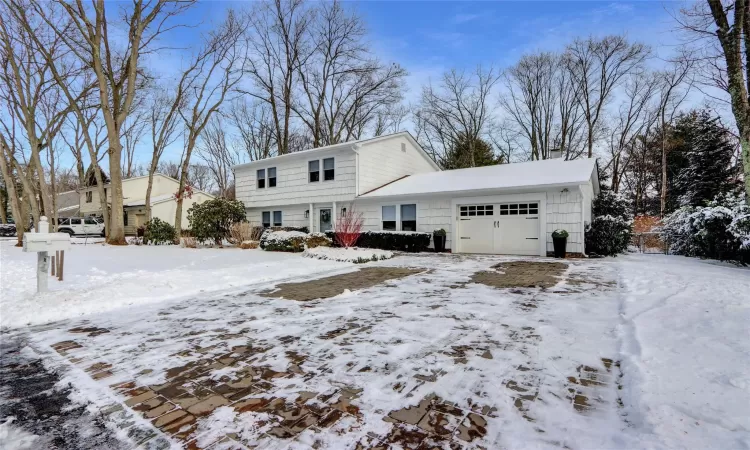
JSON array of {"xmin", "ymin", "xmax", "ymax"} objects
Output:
[{"xmin": 357, "ymin": 181, "xmax": 589, "ymax": 201}]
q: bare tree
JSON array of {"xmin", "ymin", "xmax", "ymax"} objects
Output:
[
  {"xmin": 197, "ymin": 115, "xmax": 237, "ymax": 198},
  {"xmin": 243, "ymin": 0, "xmax": 312, "ymax": 155},
  {"xmin": 122, "ymin": 108, "xmax": 149, "ymax": 179},
  {"xmin": 28, "ymin": 0, "xmax": 195, "ymax": 244},
  {"xmin": 0, "ymin": 132, "xmax": 26, "ymax": 245},
  {"xmin": 173, "ymin": 10, "xmax": 246, "ymax": 238},
  {"xmin": 228, "ymin": 98, "xmax": 277, "ymax": 161},
  {"xmin": 677, "ymin": 0, "xmax": 750, "ymax": 202},
  {"xmin": 602, "ymin": 71, "xmax": 659, "ymax": 192},
  {"xmin": 564, "ymin": 35, "xmax": 650, "ymax": 158},
  {"xmin": 414, "ymin": 67, "xmax": 500, "ymax": 167},
  {"xmin": 295, "ymin": 1, "xmax": 406, "ymax": 146},
  {"xmin": 144, "ymin": 91, "xmax": 182, "ymax": 224}
]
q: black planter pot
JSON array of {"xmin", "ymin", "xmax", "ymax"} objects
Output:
[
  {"xmin": 433, "ymin": 235, "xmax": 446, "ymax": 253},
  {"xmin": 553, "ymin": 236, "xmax": 567, "ymax": 258}
]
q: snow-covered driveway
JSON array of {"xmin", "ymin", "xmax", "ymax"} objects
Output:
[{"xmin": 1, "ymin": 244, "xmax": 749, "ymax": 449}]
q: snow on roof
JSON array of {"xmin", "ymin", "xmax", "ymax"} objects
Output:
[
  {"xmin": 124, "ymin": 194, "xmax": 174, "ymax": 207},
  {"xmin": 57, "ymin": 205, "xmax": 80, "ymax": 212},
  {"xmin": 359, "ymin": 158, "xmax": 598, "ymax": 198}
]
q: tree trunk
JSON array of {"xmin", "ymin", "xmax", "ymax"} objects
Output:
[
  {"xmin": 660, "ymin": 118, "xmax": 668, "ymax": 217},
  {"xmin": 174, "ymin": 136, "xmax": 197, "ymax": 241},
  {"xmin": 0, "ymin": 191, "xmax": 6, "ymax": 223},
  {"xmin": 0, "ymin": 147, "xmax": 24, "ymax": 245},
  {"xmin": 143, "ymin": 157, "xmax": 159, "ymax": 245},
  {"xmin": 742, "ymin": 129, "xmax": 750, "ymax": 203},
  {"xmin": 106, "ymin": 140, "xmax": 127, "ymax": 245}
]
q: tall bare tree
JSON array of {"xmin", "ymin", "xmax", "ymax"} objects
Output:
[
  {"xmin": 173, "ymin": 10, "xmax": 246, "ymax": 238},
  {"xmin": 244, "ymin": 0, "xmax": 312, "ymax": 156},
  {"xmin": 678, "ymin": 0, "xmax": 750, "ymax": 202},
  {"xmin": 564, "ymin": 35, "xmax": 650, "ymax": 158},
  {"xmin": 228, "ymin": 98, "xmax": 277, "ymax": 161},
  {"xmin": 415, "ymin": 67, "xmax": 500, "ymax": 167},
  {"xmin": 144, "ymin": 91, "xmax": 182, "ymax": 225},
  {"xmin": 295, "ymin": 1, "xmax": 406, "ymax": 146},
  {"xmin": 30, "ymin": 0, "xmax": 194, "ymax": 244}
]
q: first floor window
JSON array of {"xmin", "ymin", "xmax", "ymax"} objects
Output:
[
  {"xmin": 273, "ymin": 211, "xmax": 282, "ymax": 226},
  {"xmin": 382, "ymin": 205, "xmax": 396, "ymax": 230},
  {"xmin": 401, "ymin": 204, "xmax": 417, "ymax": 231},
  {"xmin": 85, "ymin": 191, "xmax": 92, "ymax": 203},
  {"xmin": 309, "ymin": 160, "xmax": 319, "ymax": 182},
  {"xmin": 262, "ymin": 211, "xmax": 271, "ymax": 227},
  {"xmin": 268, "ymin": 167, "xmax": 276, "ymax": 187},
  {"xmin": 323, "ymin": 157, "xmax": 335, "ymax": 180},
  {"xmin": 257, "ymin": 169, "xmax": 266, "ymax": 189}
]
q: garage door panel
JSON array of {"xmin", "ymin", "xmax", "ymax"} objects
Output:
[{"xmin": 458, "ymin": 201, "xmax": 540, "ymax": 256}]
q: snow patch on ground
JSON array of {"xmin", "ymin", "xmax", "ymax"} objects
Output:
[
  {"xmin": 0, "ymin": 417, "xmax": 39, "ymax": 450},
  {"xmin": 0, "ymin": 240, "xmax": 351, "ymax": 329},
  {"xmin": 302, "ymin": 246, "xmax": 393, "ymax": 263}
]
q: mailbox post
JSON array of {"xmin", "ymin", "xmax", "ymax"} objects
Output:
[{"xmin": 23, "ymin": 216, "xmax": 71, "ymax": 294}]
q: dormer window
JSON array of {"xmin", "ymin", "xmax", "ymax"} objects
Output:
[
  {"xmin": 257, "ymin": 169, "xmax": 265, "ymax": 189},
  {"xmin": 309, "ymin": 160, "xmax": 320, "ymax": 182}
]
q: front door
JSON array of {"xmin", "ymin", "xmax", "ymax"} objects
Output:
[{"xmin": 319, "ymin": 208, "xmax": 332, "ymax": 232}]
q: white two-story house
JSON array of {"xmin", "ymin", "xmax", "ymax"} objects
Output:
[{"xmin": 233, "ymin": 132, "xmax": 600, "ymax": 256}]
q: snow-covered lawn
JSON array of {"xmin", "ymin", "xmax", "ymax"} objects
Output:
[
  {"xmin": 0, "ymin": 240, "xmax": 351, "ymax": 328},
  {"xmin": 1, "ymin": 244, "xmax": 749, "ymax": 449}
]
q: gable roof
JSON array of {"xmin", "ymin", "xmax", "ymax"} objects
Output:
[
  {"xmin": 232, "ymin": 131, "xmax": 439, "ymax": 171},
  {"xmin": 359, "ymin": 158, "xmax": 599, "ymax": 199}
]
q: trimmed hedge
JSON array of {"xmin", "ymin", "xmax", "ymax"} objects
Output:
[
  {"xmin": 325, "ymin": 230, "xmax": 431, "ymax": 252},
  {"xmin": 268, "ymin": 226, "xmax": 309, "ymax": 234},
  {"xmin": 260, "ymin": 230, "xmax": 308, "ymax": 252}
]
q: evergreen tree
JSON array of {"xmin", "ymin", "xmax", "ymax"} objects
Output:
[
  {"xmin": 672, "ymin": 110, "xmax": 739, "ymax": 208},
  {"xmin": 442, "ymin": 134, "xmax": 503, "ymax": 170}
]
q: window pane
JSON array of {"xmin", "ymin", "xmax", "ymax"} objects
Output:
[
  {"xmin": 460, "ymin": 206, "xmax": 467, "ymax": 212},
  {"xmin": 383, "ymin": 221, "xmax": 396, "ymax": 231},
  {"xmin": 273, "ymin": 211, "xmax": 282, "ymax": 226},
  {"xmin": 268, "ymin": 167, "xmax": 276, "ymax": 178},
  {"xmin": 382, "ymin": 205, "xmax": 396, "ymax": 221},
  {"xmin": 500, "ymin": 210, "xmax": 508, "ymax": 215},
  {"xmin": 401, "ymin": 220, "xmax": 417, "ymax": 232},
  {"xmin": 257, "ymin": 169, "xmax": 265, "ymax": 178},
  {"xmin": 401, "ymin": 204, "xmax": 416, "ymax": 221},
  {"xmin": 72, "ymin": 218, "xmax": 81, "ymax": 224},
  {"xmin": 323, "ymin": 158, "xmax": 334, "ymax": 181},
  {"xmin": 262, "ymin": 211, "xmax": 270, "ymax": 227},
  {"xmin": 510, "ymin": 204, "xmax": 518, "ymax": 210},
  {"xmin": 500, "ymin": 204, "xmax": 508, "ymax": 210},
  {"xmin": 486, "ymin": 205, "xmax": 494, "ymax": 213}
]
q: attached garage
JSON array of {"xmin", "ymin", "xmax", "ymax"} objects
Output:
[{"xmin": 356, "ymin": 158, "xmax": 600, "ymax": 256}]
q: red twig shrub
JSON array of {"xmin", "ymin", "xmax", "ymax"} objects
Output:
[{"xmin": 334, "ymin": 207, "xmax": 364, "ymax": 248}]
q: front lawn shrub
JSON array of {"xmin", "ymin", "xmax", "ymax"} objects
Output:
[
  {"xmin": 662, "ymin": 193, "xmax": 750, "ymax": 264},
  {"xmin": 181, "ymin": 236, "xmax": 197, "ymax": 248},
  {"xmin": 228, "ymin": 222, "xmax": 259, "ymax": 245},
  {"xmin": 240, "ymin": 240, "xmax": 259, "ymax": 249},
  {"xmin": 144, "ymin": 218, "xmax": 176, "ymax": 245},
  {"xmin": 188, "ymin": 198, "xmax": 247, "ymax": 246},
  {"xmin": 306, "ymin": 232, "xmax": 332, "ymax": 248},
  {"xmin": 260, "ymin": 230, "xmax": 308, "ymax": 252},
  {"xmin": 324, "ymin": 230, "xmax": 431, "ymax": 252},
  {"xmin": 334, "ymin": 207, "xmax": 363, "ymax": 248},
  {"xmin": 585, "ymin": 189, "xmax": 633, "ymax": 256}
]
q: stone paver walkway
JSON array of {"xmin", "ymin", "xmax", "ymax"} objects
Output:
[{"xmin": 6, "ymin": 254, "xmax": 623, "ymax": 449}]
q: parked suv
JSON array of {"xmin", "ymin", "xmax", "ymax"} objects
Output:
[{"xmin": 57, "ymin": 217, "xmax": 105, "ymax": 237}]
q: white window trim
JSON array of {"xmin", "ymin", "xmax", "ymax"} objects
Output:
[
  {"xmin": 272, "ymin": 210, "xmax": 283, "ymax": 227},
  {"xmin": 308, "ymin": 157, "xmax": 335, "ymax": 183},
  {"xmin": 257, "ymin": 167, "xmax": 277, "ymax": 189},
  {"xmin": 261, "ymin": 211, "xmax": 271, "ymax": 227},
  {"xmin": 378, "ymin": 201, "xmax": 418, "ymax": 231}
]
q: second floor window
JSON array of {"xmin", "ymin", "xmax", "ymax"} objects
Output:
[
  {"xmin": 309, "ymin": 160, "xmax": 319, "ymax": 182},
  {"xmin": 268, "ymin": 167, "xmax": 277, "ymax": 187},
  {"xmin": 85, "ymin": 191, "xmax": 92, "ymax": 203},
  {"xmin": 257, "ymin": 169, "xmax": 266, "ymax": 189},
  {"xmin": 262, "ymin": 211, "xmax": 271, "ymax": 227},
  {"xmin": 323, "ymin": 158, "xmax": 335, "ymax": 180}
]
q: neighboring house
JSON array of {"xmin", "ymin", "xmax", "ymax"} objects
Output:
[
  {"xmin": 78, "ymin": 173, "xmax": 215, "ymax": 235},
  {"xmin": 233, "ymin": 132, "xmax": 599, "ymax": 256},
  {"xmin": 56, "ymin": 190, "xmax": 80, "ymax": 218}
]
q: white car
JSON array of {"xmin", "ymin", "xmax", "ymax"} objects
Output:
[{"xmin": 57, "ymin": 217, "xmax": 105, "ymax": 237}]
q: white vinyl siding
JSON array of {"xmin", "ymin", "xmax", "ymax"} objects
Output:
[
  {"xmin": 545, "ymin": 190, "xmax": 584, "ymax": 254},
  {"xmin": 235, "ymin": 150, "xmax": 356, "ymax": 209},
  {"xmin": 357, "ymin": 136, "xmax": 438, "ymax": 195}
]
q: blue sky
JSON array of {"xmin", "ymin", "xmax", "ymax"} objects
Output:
[
  {"xmin": 173, "ymin": 1, "xmax": 684, "ymax": 104},
  {"xmin": 136, "ymin": 1, "xmax": 697, "ymax": 164}
]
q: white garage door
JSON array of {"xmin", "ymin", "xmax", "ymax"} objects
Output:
[{"xmin": 458, "ymin": 202, "xmax": 540, "ymax": 255}]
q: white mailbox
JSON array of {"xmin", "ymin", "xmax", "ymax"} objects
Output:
[
  {"xmin": 23, "ymin": 232, "xmax": 72, "ymax": 252},
  {"xmin": 22, "ymin": 216, "xmax": 71, "ymax": 293}
]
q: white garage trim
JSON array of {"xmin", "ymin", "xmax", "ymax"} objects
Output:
[{"xmin": 451, "ymin": 193, "xmax": 547, "ymax": 256}]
